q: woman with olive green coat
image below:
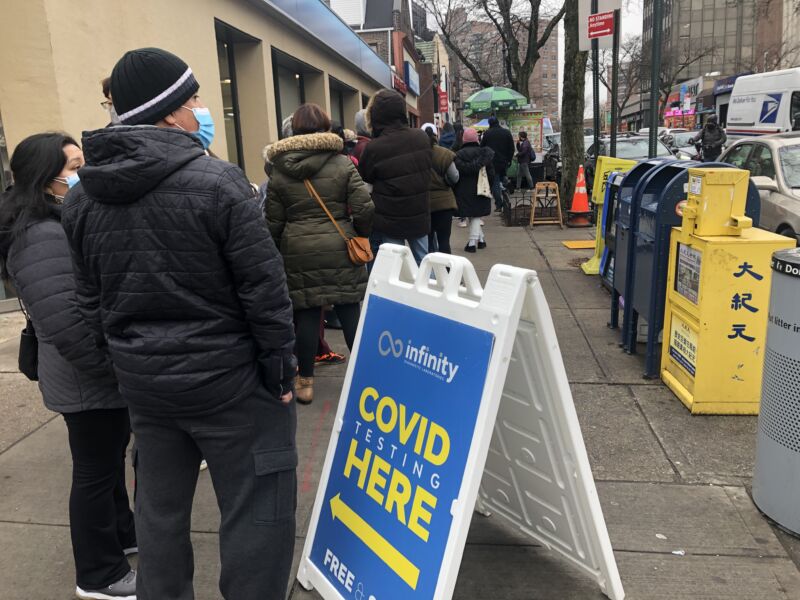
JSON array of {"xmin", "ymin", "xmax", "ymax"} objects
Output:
[{"xmin": 265, "ymin": 131, "xmax": 374, "ymax": 400}]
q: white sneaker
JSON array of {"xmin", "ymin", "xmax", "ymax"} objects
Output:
[
  {"xmin": 457, "ymin": 219, "xmax": 468, "ymax": 228},
  {"xmin": 76, "ymin": 569, "xmax": 136, "ymax": 600},
  {"xmin": 479, "ymin": 219, "xmax": 485, "ymax": 226},
  {"xmin": 199, "ymin": 459, "xmax": 208, "ymax": 471}
]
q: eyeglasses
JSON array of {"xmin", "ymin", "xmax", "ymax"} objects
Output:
[{"xmin": 100, "ymin": 100, "xmax": 113, "ymax": 109}]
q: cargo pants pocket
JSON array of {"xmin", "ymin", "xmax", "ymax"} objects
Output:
[{"xmin": 253, "ymin": 446, "xmax": 298, "ymax": 524}]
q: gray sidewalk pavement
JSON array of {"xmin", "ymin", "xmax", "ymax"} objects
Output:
[{"xmin": 1, "ymin": 213, "xmax": 799, "ymax": 599}]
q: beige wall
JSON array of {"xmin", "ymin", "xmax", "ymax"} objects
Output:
[{"xmin": 0, "ymin": 0, "xmax": 383, "ymax": 180}]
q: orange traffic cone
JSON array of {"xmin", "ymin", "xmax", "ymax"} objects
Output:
[{"xmin": 567, "ymin": 165, "xmax": 592, "ymax": 227}]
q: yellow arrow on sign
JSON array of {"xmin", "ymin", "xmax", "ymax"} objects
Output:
[{"xmin": 329, "ymin": 493, "xmax": 420, "ymax": 590}]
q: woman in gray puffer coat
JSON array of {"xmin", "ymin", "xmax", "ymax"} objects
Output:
[{"xmin": 0, "ymin": 133, "xmax": 137, "ymax": 600}]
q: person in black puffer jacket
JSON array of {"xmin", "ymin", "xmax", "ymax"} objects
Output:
[
  {"xmin": 455, "ymin": 128, "xmax": 496, "ymax": 252},
  {"xmin": 480, "ymin": 116, "xmax": 515, "ymax": 211},
  {"xmin": 359, "ymin": 89, "xmax": 432, "ymax": 265},
  {"xmin": 0, "ymin": 133, "xmax": 137, "ymax": 600},
  {"xmin": 61, "ymin": 48, "xmax": 297, "ymax": 600}
]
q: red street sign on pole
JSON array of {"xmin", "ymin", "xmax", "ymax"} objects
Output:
[
  {"xmin": 588, "ymin": 11, "xmax": 614, "ymax": 39},
  {"xmin": 438, "ymin": 90, "xmax": 449, "ymax": 113}
]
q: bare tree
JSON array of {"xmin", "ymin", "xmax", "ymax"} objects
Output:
[
  {"xmin": 639, "ymin": 40, "xmax": 715, "ymax": 120},
  {"xmin": 560, "ymin": 0, "xmax": 589, "ymax": 207},
  {"xmin": 419, "ymin": 0, "xmax": 566, "ymax": 99},
  {"xmin": 742, "ymin": 38, "xmax": 800, "ymax": 72},
  {"xmin": 595, "ymin": 35, "xmax": 644, "ymax": 118}
]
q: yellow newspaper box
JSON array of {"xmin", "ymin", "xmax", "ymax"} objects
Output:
[{"xmin": 661, "ymin": 168, "xmax": 794, "ymax": 414}]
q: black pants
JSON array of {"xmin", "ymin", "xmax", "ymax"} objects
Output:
[
  {"xmin": 62, "ymin": 408, "xmax": 135, "ymax": 590},
  {"xmin": 295, "ymin": 304, "xmax": 361, "ymax": 377},
  {"xmin": 429, "ymin": 209, "xmax": 454, "ymax": 254},
  {"xmin": 129, "ymin": 385, "xmax": 297, "ymax": 600}
]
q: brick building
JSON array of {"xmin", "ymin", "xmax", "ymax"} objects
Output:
[{"xmin": 456, "ymin": 18, "xmax": 560, "ymax": 122}]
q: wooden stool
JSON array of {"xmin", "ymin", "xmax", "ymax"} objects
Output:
[{"xmin": 530, "ymin": 182, "xmax": 564, "ymax": 228}]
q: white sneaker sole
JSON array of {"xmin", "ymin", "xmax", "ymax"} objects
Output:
[{"xmin": 75, "ymin": 586, "xmax": 135, "ymax": 600}]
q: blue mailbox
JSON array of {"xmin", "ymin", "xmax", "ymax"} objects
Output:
[
  {"xmin": 600, "ymin": 172, "xmax": 627, "ymax": 291},
  {"xmin": 621, "ymin": 162, "xmax": 762, "ymax": 377},
  {"xmin": 609, "ymin": 158, "xmax": 675, "ymax": 330}
]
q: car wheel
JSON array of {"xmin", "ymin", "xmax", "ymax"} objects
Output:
[{"xmin": 777, "ymin": 226, "xmax": 800, "ymax": 247}]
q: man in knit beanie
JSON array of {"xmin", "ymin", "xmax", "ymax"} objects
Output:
[{"xmin": 62, "ymin": 48, "xmax": 297, "ymax": 600}]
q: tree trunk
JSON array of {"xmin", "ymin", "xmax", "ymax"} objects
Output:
[{"xmin": 560, "ymin": 0, "xmax": 589, "ymax": 209}]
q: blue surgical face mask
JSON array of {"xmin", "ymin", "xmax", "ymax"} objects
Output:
[
  {"xmin": 181, "ymin": 106, "xmax": 215, "ymax": 149},
  {"xmin": 53, "ymin": 173, "xmax": 80, "ymax": 189}
]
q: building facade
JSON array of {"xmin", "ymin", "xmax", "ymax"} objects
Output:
[
  {"xmin": 330, "ymin": 0, "xmax": 427, "ymax": 125},
  {"xmin": 642, "ymin": 0, "xmax": 783, "ymax": 81},
  {"xmin": 0, "ymin": 0, "xmax": 390, "ymax": 310}
]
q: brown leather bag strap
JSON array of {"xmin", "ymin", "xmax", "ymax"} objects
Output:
[{"xmin": 304, "ymin": 179, "xmax": 349, "ymax": 242}]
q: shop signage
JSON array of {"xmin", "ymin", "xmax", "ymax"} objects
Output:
[
  {"xmin": 404, "ymin": 61, "xmax": 420, "ymax": 96},
  {"xmin": 438, "ymin": 90, "xmax": 449, "ymax": 114},
  {"xmin": 393, "ymin": 74, "xmax": 408, "ymax": 96},
  {"xmin": 297, "ymin": 246, "xmax": 625, "ymax": 600}
]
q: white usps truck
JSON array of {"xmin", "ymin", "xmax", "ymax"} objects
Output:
[{"xmin": 727, "ymin": 68, "xmax": 800, "ymax": 136}]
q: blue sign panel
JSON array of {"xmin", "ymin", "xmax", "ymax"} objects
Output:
[
  {"xmin": 309, "ymin": 295, "xmax": 495, "ymax": 599},
  {"xmin": 760, "ymin": 93, "xmax": 783, "ymax": 124}
]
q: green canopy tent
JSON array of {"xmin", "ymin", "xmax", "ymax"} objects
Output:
[{"xmin": 463, "ymin": 86, "xmax": 528, "ymax": 115}]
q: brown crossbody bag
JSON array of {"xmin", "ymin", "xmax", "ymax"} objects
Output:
[{"xmin": 303, "ymin": 179, "xmax": 373, "ymax": 266}]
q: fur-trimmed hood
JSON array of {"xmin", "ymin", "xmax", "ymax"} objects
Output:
[
  {"xmin": 264, "ymin": 132, "xmax": 343, "ymax": 161},
  {"xmin": 265, "ymin": 132, "xmax": 345, "ymax": 181}
]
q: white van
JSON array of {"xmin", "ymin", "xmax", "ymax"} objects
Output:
[{"xmin": 727, "ymin": 68, "xmax": 800, "ymax": 136}]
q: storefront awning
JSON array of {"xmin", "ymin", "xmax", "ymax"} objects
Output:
[{"xmin": 253, "ymin": 0, "xmax": 392, "ymax": 88}]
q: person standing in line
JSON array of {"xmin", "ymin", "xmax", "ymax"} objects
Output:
[
  {"xmin": 454, "ymin": 128, "xmax": 495, "ymax": 253},
  {"xmin": 263, "ymin": 116, "xmax": 347, "ymax": 369},
  {"xmin": 0, "ymin": 133, "xmax": 137, "ymax": 600},
  {"xmin": 61, "ymin": 48, "xmax": 298, "ymax": 600},
  {"xmin": 439, "ymin": 122, "xmax": 456, "ymax": 149},
  {"xmin": 480, "ymin": 116, "xmax": 515, "ymax": 212},
  {"xmin": 100, "ymin": 77, "xmax": 121, "ymax": 126},
  {"xmin": 265, "ymin": 103, "xmax": 373, "ymax": 404},
  {"xmin": 358, "ymin": 89, "xmax": 432, "ymax": 265},
  {"xmin": 421, "ymin": 123, "xmax": 459, "ymax": 254},
  {"xmin": 352, "ymin": 108, "xmax": 372, "ymax": 162},
  {"xmin": 451, "ymin": 122, "xmax": 468, "ymax": 228},
  {"xmin": 515, "ymin": 131, "xmax": 535, "ymax": 191}
]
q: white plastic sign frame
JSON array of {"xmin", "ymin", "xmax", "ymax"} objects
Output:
[{"xmin": 297, "ymin": 245, "xmax": 624, "ymax": 600}]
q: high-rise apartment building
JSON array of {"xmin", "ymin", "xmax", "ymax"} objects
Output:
[{"xmin": 458, "ymin": 18, "xmax": 560, "ymax": 121}]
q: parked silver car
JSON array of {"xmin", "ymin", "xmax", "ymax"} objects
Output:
[{"xmin": 719, "ymin": 132, "xmax": 800, "ymax": 244}]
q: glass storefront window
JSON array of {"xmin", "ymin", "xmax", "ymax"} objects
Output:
[
  {"xmin": 216, "ymin": 37, "xmax": 243, "ymax": 168},
  {"xmin": 273, "ymin": 59, "xmax": 304, "ymax": 137}
]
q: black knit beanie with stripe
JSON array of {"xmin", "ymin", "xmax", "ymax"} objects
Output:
[{"xmin": 110, "ymin": 48, "xmax": 200, "ymax": 126}]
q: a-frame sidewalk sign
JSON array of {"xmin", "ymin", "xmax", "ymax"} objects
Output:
[{"xmin": 297, "ymin": 244, "xmax": 625, "ymax": 600}]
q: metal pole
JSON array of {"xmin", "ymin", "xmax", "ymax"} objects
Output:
[
  {"xmin": 610, "ymin": 9, "xmax": 620, "ymax": 157},
  {"xmin": 592, "ymin": 0, "xmax": 600, "ymax": 155},
  {"xmin": 648, "ymin": 0, "xmax": 664, "ymax": 158}
]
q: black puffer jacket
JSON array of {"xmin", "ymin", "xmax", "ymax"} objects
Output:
[
  {"xmin": 7, "ymin": 210, "xmax": 123, "ymax": 414},
  {"xmin": 481, "ymin": 123, "xmax": 515, "ymax": 174},
  {"xmin": 61, "ymin": 126, "xmax": 296, "ymax": 417},
  {"xmin": 454, "ymin": 143, "xmax": 496, "ymax": 218},
  {"xmin": 359, "ymin": 90, "xmax": 432, "ymax": 239}
]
